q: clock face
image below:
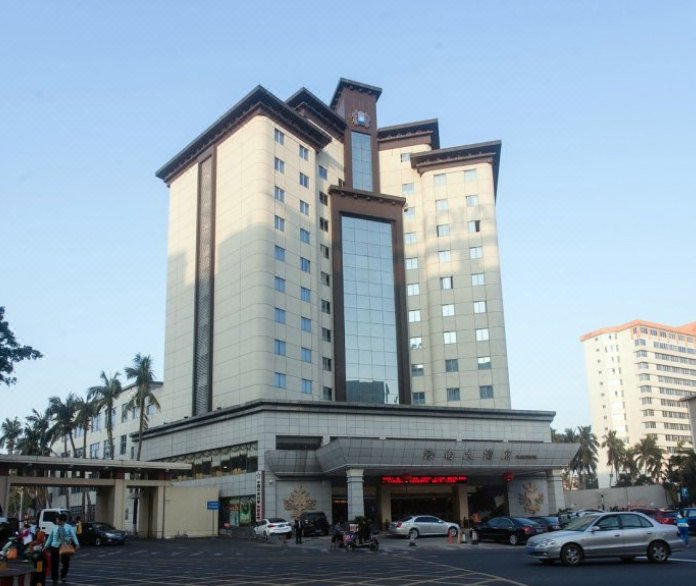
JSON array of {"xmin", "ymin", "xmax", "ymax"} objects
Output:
[{"xmin": 352, "ymin": 110, "xmax": 371, "ymax": 128}]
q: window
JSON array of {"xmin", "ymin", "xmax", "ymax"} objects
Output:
[
  {"xmin": 473, "ymin": 301, "xmax": 487, "ymax": 314},
  {"xmin": 321, "ymin": 299, "xmax": 331, "ymax": 314},
  {"xmin": 407, "ymin": 283, "xmax": 420, "ymax": 296},
  {"xmin": 321, "ymin": 272, "xmax": 330, "ymax": 286},
  {"xmin": 274, "ymin": 215, "xmax": 285, "ymax": 231},
  {"xmin": 274, "ymin": 186, "xmax": 285, "ymax": 202},
  {"xmin": 434, "ymin": 173, "xmax": 447, "ymax": 186},
  {"xmin": 411, "ymin": 364, "xmax": 424, "ymax": 377},
  {"xmin": 300, "ymin": 200, "xmax": 310, "ymax": 215},
  {"xmin": 410, "ymin": 336, "xmax": 422, "ymax": 349},
  {"xmin": 319, "ymin": 192, "xmax": 328, "ymax": 205},
  {"xmin": 119, "ymin": 434, "xmax": 127, "ymax": 456},
  {"xmin": 301, "ymin": 379, "xmax": 312, "ymax": 394},
  {"xmin": 351, "ymin": 131, "xmax": 372, "ymax": 190},
  {"xmin": 322, "ymin": 327, "xmax": 331, "ymax": 342},
  {"xmin": 435, "ymin": 199, "xmax": 448, "ymax": 211},
  {"xmin": 299, "ymin": 172, "xmax": 309, "ymax": 188},
  {"xmin": 300, "ymin": 228, "xmax": 310, "ymax": 243},
  {"xmin": 299, "ymin": 145, "xmax": 309, "ymax": 160},
  {"xmin": 318, "ymin": 165, "xmax": 328, "ymax": 179},
  {"xmin": 274, "ymin": 129, "xmax": 284, "ymax": 144},
  {"xmin": 447, "ymin": 387, "xmax": 460, "ymax": 401},
  {"xmin": 436, "ymin": 224, "xmax": 450, "ymax": 237},
  {"xmin": 274, "ymin": 372, "xmax": 286, "ymax": 388},
  {"xmin": 402, "ymin": 182, "xmax": 414, "ymax": 195},
  {"xmin": 404, "ymin": 207, "xmax": 415, "ymax": 218},
  {"xmin": 322, "ymin": 386, "xmax": 332, "ymax": 400},
  {"xmin": 301, "ymin": 317, "xmax": 311, "ymax": 332},
  {"xmin": 400, "ymin": 152, "xmax": 411, "ymax": 162},
  {"xmin": 89, "ymin": 443, "xmax": 100, "ymax": 458},
  {"xmin": 438, "ymin": 250, "xmax": 451, "ymax": 262},
  {"xmin": 469, "ymin": 246, "xmax": 483, "ymax": 259},
  {"xmin": 300, "ymin": 286, "xmax": 311, "ymax": 302},
  {"xmin": 476, "ymin": 328, "xmax": 490, "ymax": 341},
  {"xmin": 441, "ymin": 304, "xmax": 455, "ymax": 317},
  {"xmin": 444, "ymin": 331, "xmax": 457, "ymax": 344},
  {"xmin": 274, "ymin": 245, "xmax": 285, "ymax": 261},
  {"xmin": 464, "ymin": 169, "xmax": 477, "ymax": 181},
  {"xmin": 478, "ymin": 356, "xmax": 492, "ymax": 370},
  {"xmin": 121, "ymin": 404, "xmax": 128, "ymax": 423},
  {"xmin": 468, "ymin": 220, "xmax": 481, "ymax": 233},
  {"xmin": 300, "ymin": 257, "xmax": 310, "ymax": 272},
  {"xmin": 274, "ymin": 307, "xmax": 286, "ymax": 324},
  {"xmin": 404, "ymin": 232, "xmax": 417, "ymax": 245},
  {"xmin": 471, "ymin": 273, "xmax": 485, "ymax": 286},
  {"xmin": 405, "ymin": 257, "xmax": 418, "ymax": 270},
  {"xmin": 412, "ymin": 392, "xmax": 425, "ymax": 405},
  {"xmin": 479, "ymin": 385, "xmax": 494, "ymax": 399},
  {"xmin": 320, "ymin": 244, "xmax": 329, "ymax": 258},
  {"xmin": 440, "ymin": 276, "xmax": 453, "ymax": 290},
  {"xmin": 466, "ymin": 195, "xmax": 479, "ymax": 206},
  {"xmin": 322, "ymin": 357, "xmax": 332, "ymax": 371},
  {"xmin": 408, "ymin": 310, "xmax": 421, "ymax": 323},
  {"xmin": 319, "ymin": 218, "xmax": 329, "ymax": 231},
  {"xmin": 301, "ymin": 347, "xmax": 312, "ymax": 363},
  {"xmin": 445, "ymin": 358, "xmax": 459, "ymax": 372},
  {"xmin": 274, "ymin": 157, "xmax": 285, "ymax": 173},
  {"xmin": 274, "ymin": 339, "xmax": 286, "ymax": 356}
]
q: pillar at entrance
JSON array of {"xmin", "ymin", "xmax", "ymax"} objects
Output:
[
  {"xmin": 546, "ymin": 469, "xmax": 565, "ymax": 514},
  {"xmin": 346, "ymin": 468, "xmax": 365, "ymax": 521}
]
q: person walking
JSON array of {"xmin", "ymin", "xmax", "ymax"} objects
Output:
[
  {"xmin": 45, "ymin": 513, "xmax": 79, "ymax": 585},
  {"xmin": 293, "ymin": 518, "xmax": 303, "ymax": 544},
  {"xmin": 677, "ymin": 512, "xmax": 689, "ymax": 546}
]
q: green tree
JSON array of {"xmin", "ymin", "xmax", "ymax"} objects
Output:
[
  {"xmin": 601, "ymin": 430, "xmax": 626, "ymax": 486},
  {"xmin": 88, "ymin": 371, "xmax": 123, "ymax": 459},
  {"xmin": 48, "ymin": 393, "xmax": 82, "ymax": 457},
  {"xmin": 73, "ymin": 396, "xmax": 98, "ymax": 518},
  {"xmin": 634, "ymin": 435, "xmax": 663, "ymax": 483},
  {"xmin": 125, "ymin": 354, "xmax": 160, "ymax": 461},
  {"xmin": 575, "ymin": 425, "xmax": 599, "ymax": 489},
  {"xmin": 16, "ymin": 408, "xmax": 52, "ymax": 456},
  {"xmin": 0, "ymin": 306, "xmax": 43, "ymax": 386},
  {"xmin": 0, "ymin": 416, "xmax": 22, "ymax": 454}
]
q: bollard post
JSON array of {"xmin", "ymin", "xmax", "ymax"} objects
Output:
[
  {"xmin": 408, "ymin": 532, "xmax": 416, "ymax": 547},
  {"xmin": 470, "ymin": 528, "xmax": 479, "ymax": 545}
]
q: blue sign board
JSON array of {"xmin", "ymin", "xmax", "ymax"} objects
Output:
[{"xmin": 207, "ymin": 500, "xmax": 220, "ymax": 510}]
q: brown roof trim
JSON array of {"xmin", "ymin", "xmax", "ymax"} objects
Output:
[
  {"xmin": 328, "ymin": 185, "xmax": 406, "ymax": 207},
  {"xmin": 330, "ymin": 78, "xmax": 383, "ymax": 110},
  {"xmin": 378, "ymin": 119, "xmax": 441, "ymax": 150},
  {"xmin": 411, "ymin": 140, "xmax": 502, "ymax": 198},
  {"xmin": 580, "ymin": 319, "xmax": 696, "ymax": 341},
  {"xmin": 156, "ymin": 85, "xmax": 332, "ymax": 184},
  {"xmin": 286, "ymin": 87, "xmax": 346, "ymax": 141}
]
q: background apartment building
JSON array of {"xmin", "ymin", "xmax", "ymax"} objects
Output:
[{"xmin": 582, "ymin": 320, "xmax": 696, "ymax": 473}]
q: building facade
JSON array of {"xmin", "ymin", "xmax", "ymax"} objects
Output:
[
  {"xmin": 148, "ymin": 78, "xmax": 575, "ymax": 527},
  {"xmin": 582, "ymin": 320, "xmax": 696, "ymax": 481}
]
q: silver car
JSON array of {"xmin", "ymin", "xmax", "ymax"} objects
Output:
[
  {"xmin": 526, "ymin": 511, "xmax": 685, "ymax": 566},
  {"xmin": 388, "ymin": 515, "xmax": 459, "ymax": 539}
]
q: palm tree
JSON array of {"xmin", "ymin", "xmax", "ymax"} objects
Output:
[
  {"xmin": 47, "ymin": 393, "xmax": 82, "ymax": 458},
  {"xmin": 575, "ymin": 426, "xmax": 599, "ymax": 489},
  {"xmin": 73, "ymin": 397, "xmax": 98, "ymax": 518},
  {"xmin": 601, "ymin": 430, "xmax": 625, "ymax": 486},
  {"xmin": 17, "ymin": 408, "xmax": 53, "ymax": 456},
  {"xmin": 0, "ymin": 417, "xmax": 22, "ymax": 454},
  {"xmin": 125, "ymin": 354, "xmax": 160, "ymax": 461},
  {"xmin": 634, "ymin": 435, "xmax": 663, "ymax": 482},
  {"xmin": 88, "ymin": 371, "xmax": 123, "ymax": 459}
]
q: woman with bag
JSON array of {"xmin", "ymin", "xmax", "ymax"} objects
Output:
[{"xmin": 45, "ymin": 513, "xmax": 79, "ymax": 585}]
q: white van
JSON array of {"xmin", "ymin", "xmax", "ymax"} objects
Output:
[{"xmin": 37, "ymin": 508, "xmax": 72, "ymax": 535}]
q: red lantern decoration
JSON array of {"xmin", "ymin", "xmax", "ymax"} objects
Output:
[{"xmin": 502, "ymin": 471, "xmax": 515, "ymax": 483}]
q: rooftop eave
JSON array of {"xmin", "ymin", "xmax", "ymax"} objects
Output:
[
  {"xmin": 328, "ymin": 185, "xmax": 406, "ymax": 207},
  {"xmin": 378, "ymin": 119, "xmax": 441, "ymax": 150},
  {"xmin": 286, "ymin": 87, "xmax": 347, "ymax": 141},
  {"xmin": 330, "ymin": 78, "xmax": 383, "ymax": 110}
]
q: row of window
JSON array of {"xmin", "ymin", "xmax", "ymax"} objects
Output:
[
  {"xmin": 634, "ymin": 325, "xmax": 695, "ymax": 345},
  {"xmin": 406, "ymin": 295, "xmax": 487, "ymax": 316},
  {"xmin": 412, "ymin": 385, "xmax": 493, "ymax": 404},
  {"xmin": 273, "ymin": 371, "xmax": 333, "ymax": 397},
  {"xmin": 411, "ymin": 358, "xmax": 492, "ymax": 375}
]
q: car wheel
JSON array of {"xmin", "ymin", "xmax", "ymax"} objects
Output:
[
  {"xmin": 620, "ymin": 556, "xmax": 635, "ymax": 563},
  {"xmin": 95, "ymin": 537, "xmax": 103, "ymax": 547},
  {"xmin": 448, "ymin": 527, "xmax": 458, "ymax": 538},
  {"xmin": 647, "ymin": 541, "xmax": 670, "ymax": 563},
  {"xmin": 408, "ymin": 528, "xmax": 419, "ymax": 540},
  {"xmin": 508, "ymin": 533, "xmax": 519, "ymax": 546},
  {"xmin": 560, "ymin": 543, "xmax": 583, "ymax": 567}
]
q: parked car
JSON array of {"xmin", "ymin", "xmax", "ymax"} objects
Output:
[
  {"xmin": 630, "ymin": 508, "xmax": 678, "ymax": 525},
  {"xmin": 388, "ymin": 515, "xmax": 459, "ymax": 539},
  {"xmin": 527, "ymin": 516, "xmax": 561, "ymax": 532},
  {"xmin": 680, "ymin": 507, "xmax": 696, "ymax": 534},
  {"xmin": 253, "ymin": 518, "xmax": 292, "ymax": 540},
  {"xmin": 526, "ymin": 511, "xmax": 685, "ymax": 566},
  {"xmin": 80, "ymin": 522, "xmax": 127, "ymax": 546},
  {"xmin": 475, "ymin": 517, "xmax": 545, "ymax": 545},
  {"xmin": 299, "ymin": 511, "xmax": 330, "ymax": 536}
]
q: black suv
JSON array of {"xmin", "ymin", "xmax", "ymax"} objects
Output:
[{"xmin": 299, "ymin": 511, "xmax": 329, "ymax": 536}]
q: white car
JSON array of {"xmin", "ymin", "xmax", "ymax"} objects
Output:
[
  {"xmin": 526, "ymin": 511, "xmax": 686, "ymax": 566},
  {"xmin": 253, "ymin": 518, "xmax": 292, "ymax": 540},
  {"xmin": 388, "ymin": 515, "xmax": 459, "ymax": 539}
]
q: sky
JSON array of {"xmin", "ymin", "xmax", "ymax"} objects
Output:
[{"xmin": 2, "ymin": 1, "xmax": 695, "ymax": 433}]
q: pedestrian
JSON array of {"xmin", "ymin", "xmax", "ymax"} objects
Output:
[
  {"xmin": 330, "ymin": 521, "xmax": 342, "ymax": 551},
  {"xmin": 74, "ymin": 517, "xmax": 83, "ymax": 537},
  {"xmin": 293, "ymin": 518, "xmax": 303, "ymax": 544},
  {"xmin": 677, "ymin": 512, "xmax": 689, "ymax": 546},
  {"xmin": 45, "ymin": 513, "xmax": 80, "ymax": 585}
]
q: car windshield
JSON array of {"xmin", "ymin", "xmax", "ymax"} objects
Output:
[
  {"xmin": 93, "ymin": 523, "xmax": 115, "ymax": 530},
  {"xmin": 513, "ymin": 518, "xmax": 539, "ymax": 525},
  {"xmin": 268, "ymin": 518, "xmax": 286, "ymax": 523},
  {"xmin": 563, "ymin": 515, "xmax": 600, "ymax": 531}
]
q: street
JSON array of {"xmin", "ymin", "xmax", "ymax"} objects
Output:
[{"xmin": 13, "ymin": 533, "xmax": 695, "ymax": 586}]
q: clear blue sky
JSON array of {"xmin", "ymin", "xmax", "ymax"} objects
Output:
[{"xmin": 2, "ymin": 1, "xmax": 694, "ymax": 433}]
